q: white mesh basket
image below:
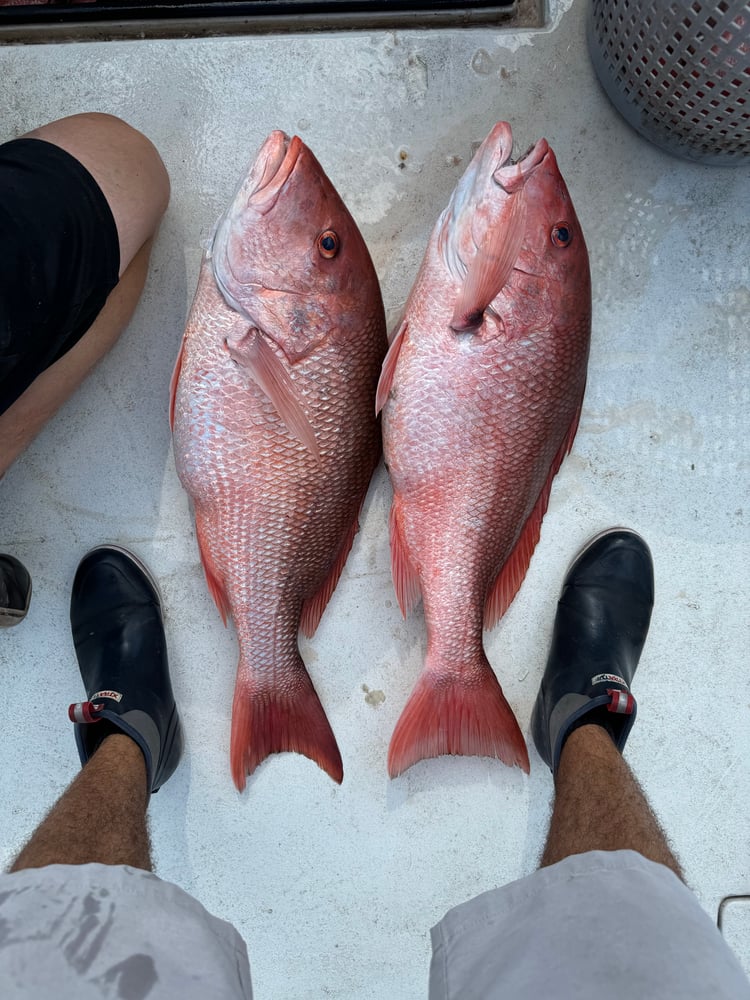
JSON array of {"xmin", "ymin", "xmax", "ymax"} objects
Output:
[{"xmin": 587, "ymin": 0, "xmax": 750, "ymax": 164}]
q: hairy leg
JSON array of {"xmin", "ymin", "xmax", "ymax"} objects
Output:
[
  {"xmin": 540, "ymin": 724, "xmax": 683, "ymax": 879},
  {"xmin": 9, "ymin": 734, "xmax": 152, "ymax": 872},
  {"xmin": 0, "ymin": 112, "xmax": 169, "ymax": 477}
]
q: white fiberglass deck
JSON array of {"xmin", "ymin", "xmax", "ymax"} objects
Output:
[{"xmin": 1, "ymin": 1, "xmax": 748, "ymax": 996}]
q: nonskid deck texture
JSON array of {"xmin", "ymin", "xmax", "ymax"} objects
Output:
[{"xmin": 1, "ymin": 1, "xmax": 748, "ymax": 995}]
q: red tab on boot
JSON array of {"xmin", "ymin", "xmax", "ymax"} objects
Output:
[
  {"xmin": 68, "ymin": 701, "xmax": 104, "ymax": 724},
  {"xmin": 606, "ymin": 689, "xmax": 635, "ymax": 715}
]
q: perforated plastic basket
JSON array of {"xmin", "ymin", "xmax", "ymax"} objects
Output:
[{"xmin": 587, "ymin": 0, "xmax": 750, "ymax": 164}]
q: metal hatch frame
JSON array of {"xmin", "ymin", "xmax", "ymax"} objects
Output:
[{"xmin": 0, "ymin": 0, "xmax": 545, "ymax": 44}]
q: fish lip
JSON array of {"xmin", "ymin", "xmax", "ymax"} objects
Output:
[
  {"xmin": 246, "ymin": 131, "xmax": 303, "ymax": 215},
  {"xmin": 493, "ymin": 136, "xmax": 550, "ymax": 193},
  {"xmin": 486, "ymin": 121, "xmax": 515, "ymax": 167}
]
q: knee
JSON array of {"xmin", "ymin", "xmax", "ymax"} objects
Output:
[
  {"xmin": 26, "ymin": 111, "xmax": 170, "ymax": 230},
  {"xmin": 75, "ymin": 112, "xmax": 170, "ymax": 218}
]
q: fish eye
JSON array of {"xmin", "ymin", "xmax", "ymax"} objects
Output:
[
  {"xmin": 317, "ymin": 230, "xmax": 340, "ymax": 259},
  {"xmin": 551, "ymin": 223, "xmax": 572, "ymax": 248}
]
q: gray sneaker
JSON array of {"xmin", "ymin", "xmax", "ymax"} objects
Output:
[{"xmin": 0, "ymin": 554, "xmax": 31, "ymax": 627}]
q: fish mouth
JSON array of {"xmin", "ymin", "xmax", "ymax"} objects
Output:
[
  {"xmin": 491, "ymin": 127, "xmax": 550, "ymax": 194},
  {"xmin": 464, "ymin": 122, "xmax": 549, "ymax": 192},
  {"xmin": 438, "ymin": 123, "xmax": 549, "ymax": 286},
  {"xmin": 245, "ymin": 130, "xmax": 303, "ymax": 214},
  {"xmin": 210, "ymin": 131, "xmax": 304, "ymax": 319}
]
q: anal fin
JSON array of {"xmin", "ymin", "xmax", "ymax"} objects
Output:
[
  {"xmin": 301, "ymin": 448, "xmax": 381, "ymax": 637},
  {"xmin": 390, "ymin": 497, "xmax": 421, "ymax": 617}
]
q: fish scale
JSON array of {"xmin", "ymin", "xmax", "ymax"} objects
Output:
[
  {"xmin": 378, "ymin": 122, "xmax": 591, "ymax": 778},
  {"xmin": 171, "ymin": 132, "xmax": 387, "ymax": 790}
]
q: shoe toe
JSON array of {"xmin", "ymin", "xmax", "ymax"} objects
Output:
[
  {"xmin": 566, "ymin": 529, "xmax": 654, "ymax": 611},
  {"xmin": 72, "ymin": 547, "xmax": 160, "ymax": 623}
]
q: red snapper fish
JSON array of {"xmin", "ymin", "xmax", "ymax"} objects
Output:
[
  {"xmin": 171, "ymin": 132, "xmax": 387, "ymax": 790},
  {"xmin": 377, "ymin": 122, "xmax": 591, "ymax": 777}
]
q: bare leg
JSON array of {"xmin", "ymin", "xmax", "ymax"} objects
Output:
[
  {"xmin": 0, "ymin": 112, "xmax": 169, "ymax": 477},
  {"xmin": 23, "ymin": 112, "xmax": 170, "ymax": 276},
  {"xmin": 540, "ymin": 724, "xmax": 683, "ymax": 879},
  {"xmin": 9, "ymin": 734, "xmax": 152, "ymax": 872}
]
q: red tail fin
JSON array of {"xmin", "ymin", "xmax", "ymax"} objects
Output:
[
  {"xmin": 231, "ymin": 668, "xmax": 343, "ymax": 790},
  {"xmin": 387, "ymin": 666, "xmax": 529, "ymax": 777}
]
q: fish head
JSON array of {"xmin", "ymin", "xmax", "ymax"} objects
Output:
[
  {"xmin": 438, "ymin": 122, "xmax": 590, "ymax": 336},
  {"xmin": 211, "ymin": 131, "xmax": 374, "ymax": 361}
]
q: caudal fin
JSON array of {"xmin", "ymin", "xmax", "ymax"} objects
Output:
[
  {"xmin": 231, "ymin": 668, "xmax": 343, "ymax": 790},
  {"xmin": 387, "ymin": 667, "xmax": 529, "ymax": 777}
]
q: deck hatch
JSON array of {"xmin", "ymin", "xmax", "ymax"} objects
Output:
[{"xmin": 0, "ymin": 0, "xmax": 544, "ymax": 42}]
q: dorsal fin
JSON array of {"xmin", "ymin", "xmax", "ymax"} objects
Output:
[
  {"xmin": 375, "ymin": 318, "xmax": 408, "ymax": 415},
  {"xmin": 484, "ymin": 399, "xmax": 584, "ymax": 629},
  {"xmin": 195, "ymin": 513, "xmax": 231, "ymax": 626},
  {"xmin": 168, "ymin": 334, "xmax": 186, "ymax": 432}
]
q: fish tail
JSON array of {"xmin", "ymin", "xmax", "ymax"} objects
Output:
[
  {"xmin": 230, "ymin": 667, "xmax": 343, "ymax": 790},
  {"xmin": 387, "ymin": 664, "xmax": 529, "ymax": 778}
]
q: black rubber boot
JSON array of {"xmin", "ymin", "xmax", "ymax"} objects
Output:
[
  {"xmin": 69, "ymin": 545, "xmax": 184, "ymax": 793},
  {"xmin": 0, "ymin": 554, "xmax": 32, "ymax": 627},
  {"xmin": 531, "ymin": 528, "xmax": 654, "ymax": 775}
]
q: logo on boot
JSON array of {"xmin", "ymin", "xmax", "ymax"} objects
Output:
[
  {"xmin": 91, "ymin": 689, "xmax": 123, "ymax": 702},
  {"xmin": 591, "ymin": 673, "xmax": 628, "ymax": 688}
]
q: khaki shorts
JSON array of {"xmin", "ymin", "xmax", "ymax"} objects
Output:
[
  {"xmin": 430, "ymin": 849, "xmax": 749, "ymax": 999},
  {"xmin": 0, "ymin": 863, "xmax": 252, "ymax": 999},
  {"xmin": 0, "ymin": 852, "xmax": 746, "ymax": 998}
]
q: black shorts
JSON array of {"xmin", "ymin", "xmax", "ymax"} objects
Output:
[{"xmin": 0, "ymin": 137, "xmax": 120, "ymax": 415}]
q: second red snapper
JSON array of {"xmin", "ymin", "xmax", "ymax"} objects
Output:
[
  {"xmin": 377, "ymin": 122, "xmax": 591, "ymax": 777},
  {"xmin": 171, "ymin": 132, "xmax": 387, "ymax": 789}
]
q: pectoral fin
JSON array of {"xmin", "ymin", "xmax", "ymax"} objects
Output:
[
  {"xmin": 450, "ymin": 192, "xmax": 527, "ymax": 333},
  {"xmin": 226, "ymin": 327, "xmax": 321, "ymax": 462}
]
